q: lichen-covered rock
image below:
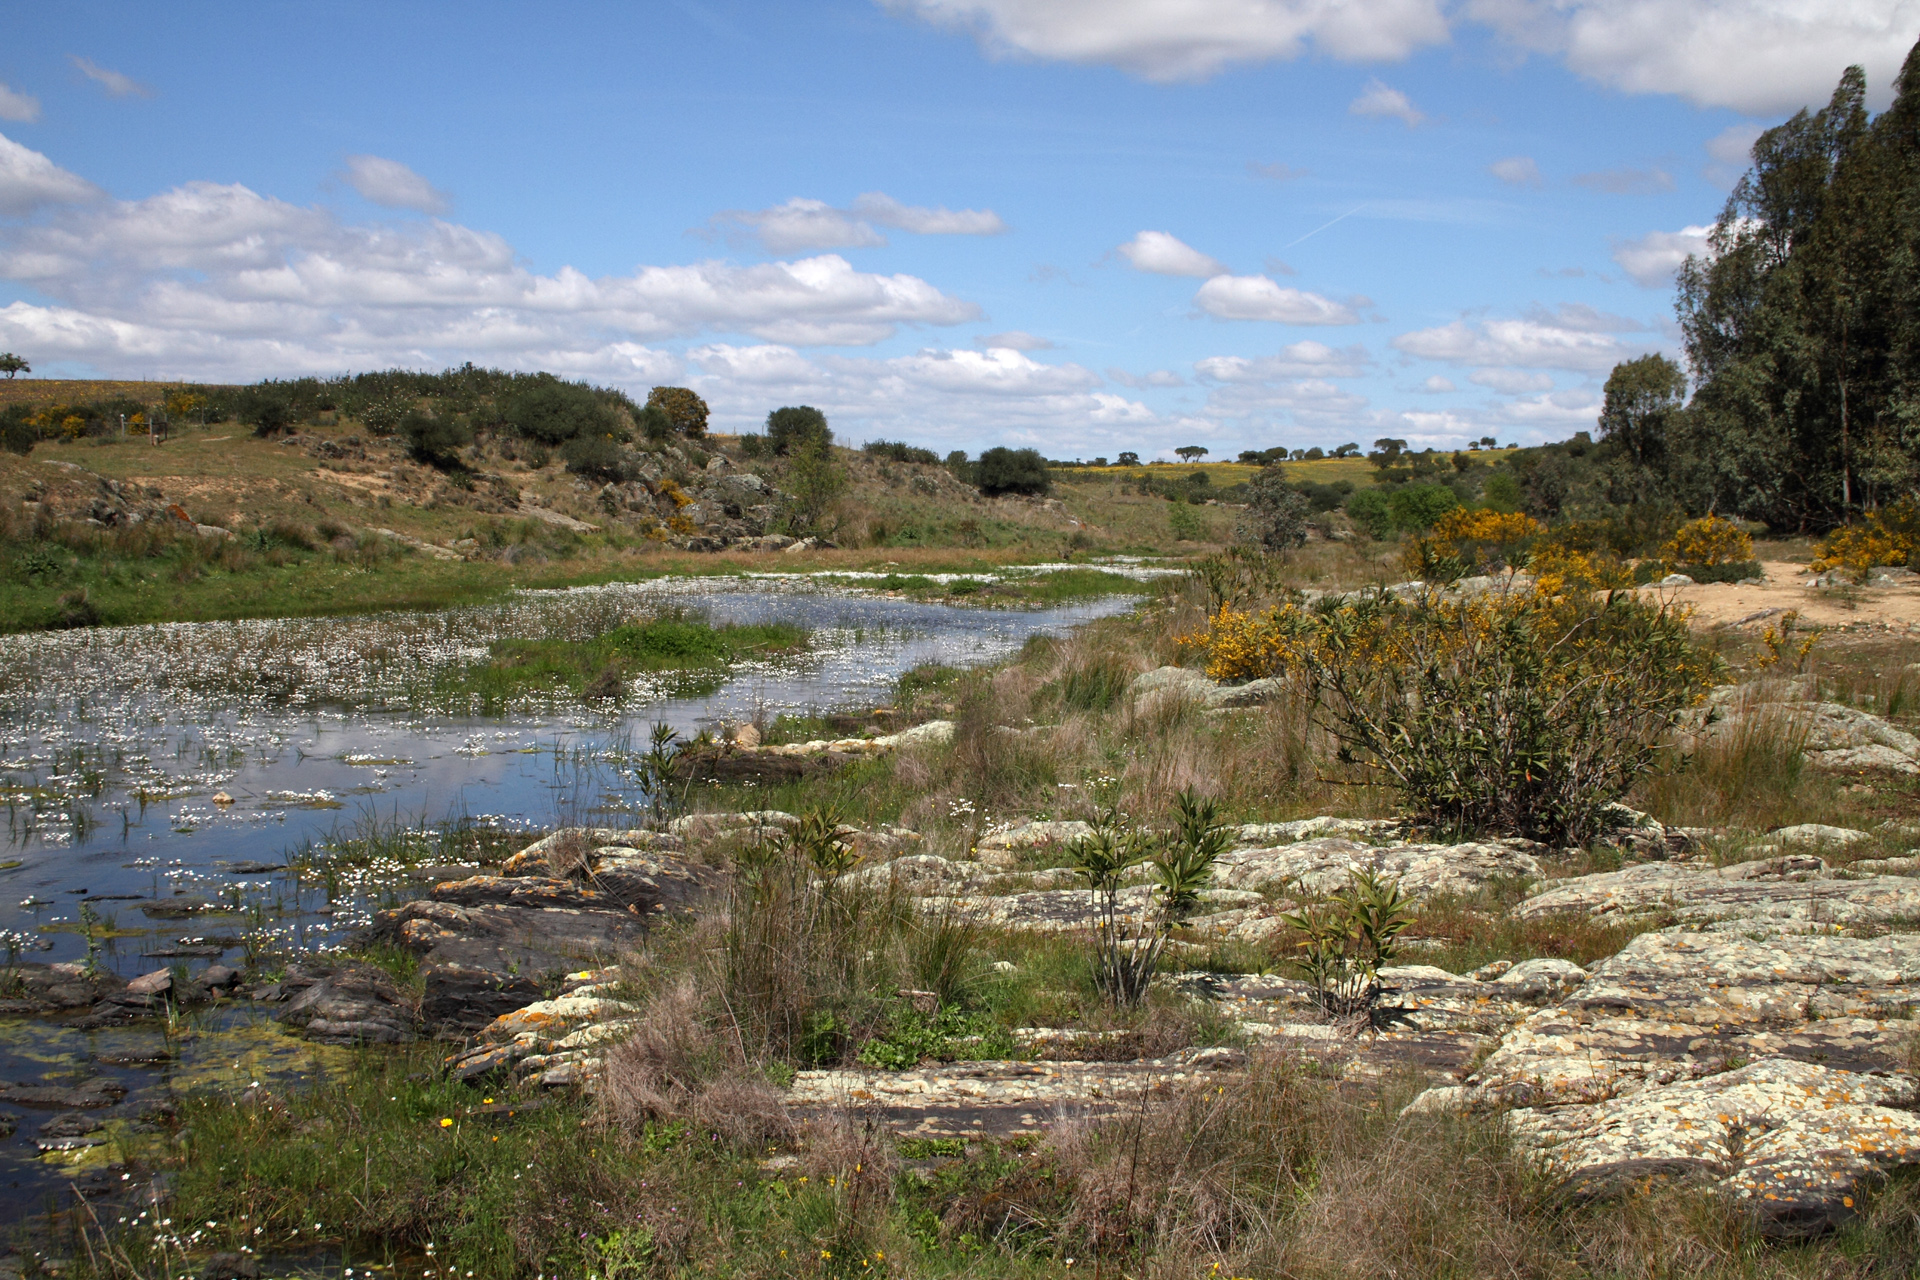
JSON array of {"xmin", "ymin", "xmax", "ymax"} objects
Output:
[
  {"xmin": 1514, "ymin": 860, "xmax": 1920, "ymax": 924},
  {"xmin": 1507, "ymin": 1059, "xmax": 1920, "ymax": 1233},
  {"xmin": 843, "ymin": 854, "xmax": 989, "ymax": 894},
  {"xmin": 975, "ymin": 820, "xmax": 1095, "ymax": 856},
  {"xmin": 1214, "ymin": 836, "xmax": 1541, "ymax": 900},
  {"xmin": 1232, "ymin": 817, "xmax": 1402, "ymax": 846}
]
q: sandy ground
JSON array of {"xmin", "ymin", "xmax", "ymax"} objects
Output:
[{"xmin": 1647, "ymin": 561, "xmax": 1920, "ymax": 632}]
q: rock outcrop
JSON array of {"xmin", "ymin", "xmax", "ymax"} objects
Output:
[{"xmin": 1514, "ymin": 858, "xmax": 1920, "ymax": 925}]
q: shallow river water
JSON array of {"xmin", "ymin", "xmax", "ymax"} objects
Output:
[{"xmin": 0, "ymin": 570, "xmax": 1146, "ymax": 1230}]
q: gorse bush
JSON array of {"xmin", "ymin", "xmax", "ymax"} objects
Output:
[
  {"xmin": 1185, "ymin": 584, "xmax": 1716, "ymax": 843},
  {"xmin": 1659, "ymin": 514, "xmax": 1754, "ymax": 568},
  {"xmin": 1810, "ymin": 497, "xmax": 1920, "ymax": 578},
  {"xmin": 1403, "ymin": 508, "xmax": 1543, "ymax": 581}
]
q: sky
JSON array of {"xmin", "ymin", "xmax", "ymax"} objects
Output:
[{"xmin": 0, "ymin": 2, "xmax": 1916, "ymax": 460}]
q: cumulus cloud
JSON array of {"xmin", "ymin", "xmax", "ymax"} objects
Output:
[
  {"xmin": 1420, "ymin": 374, "xmax": 1456, "ymax": 392},
  {"xmin": 710, "ymin": 192, "xmax": 1005, "ymax": 252},
  {"xmin": 1705, "ymin": 121, "xmax": 1766, "ymax": 185},
  {"xmin": 1196, "ymin": 340, "xmax": 1372, "ymax": 381},
  {"xmin": 850, "ymin": 191, "xmax": 1007, "ymax": 235},
  {"xmin": 1470, "ymin": 367, "xmax": 1555, "ymax": 393},
  {"xmin": 70, "ymin": 56, "xmax": 151, "ymax": 99},
  {"xmin": 1465, "ymin": 0, "xmax": 1919, "ymax": 114},
  {"xmin": 1349, "ymin": 77, "xmax": 1424, "ymax": 125},
  {"xmin": 1611, "ymin": 224, "xmax": 1713, "ymax": 287},
  {"xmin": 881, "ymin": 0, "xmax": 1451, "ymax": 82},
  {"xmin": 975, "ymin": 330, "xmax": 1054, "ymax": 350},
  {"xmin": 340, "ymin": 155, "xmax": 450, "ymax": 215},
  {"xmin": 1571, "ymin": 165, "xmax": 1674, "ymax": 195},
  {"xmin": 0, "ymin": 83, "xmax": 40, "ymax": 124},
  {"xmin": 1107, "ymin": 366, "xmax": 1185, "ymax": 388},
  {"xmin": 1489, "ymin": 156, "xmax": 1542, "ymax": 186},
  {"xmin": 1117, "ymin": 230, "xmax": 1227, "ymax": 277},
  {"xmin": 889, "ymin": 0, "xmax": 1907, "ymax": 114},
  {"xmin": 1391, "ymin": 315, "xmax": 1636, "ymax": 373},
  {"xmin": 1193, "ymin": 274, "xmax": 1359, "ymax": 324},
  {"xmin": 0, "ymin": 133, "xmax": 101, "ymax": 216}
]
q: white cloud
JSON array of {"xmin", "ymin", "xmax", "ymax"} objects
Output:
[
  {"xmin": 889, "ymin": 0, "xmax": 1913, "ymax": 114},
  {"xmin": 850, "ymin": 192, "xmax": 1007, "ymax": 235},
  {"xmin": 1611, "ymin": 224, "xmax": 1712, "ymax": 287},
  {"xmin": 1470, "ymin": 367, "xmax": 1555, "ymax": 393},
  {"xmin": 1117, "ymin": 230, "xmax": 1227, "ymax": 277},
  {"xmin": 881, "ymin": 0, "xmax": 1451, "ymax": 82},
  {"xmin": 70, "ymin": 56, "xmax": 151, "ymax": 99},
  {"xmin": 340, "ymin": 155, "xmax": 450, "ymax": 215},
  {"xmin": 976, "ymin": 330, "xmax": 1054, "ymax": 350},
  {"xmin": 1420, "ymin": 374, "xmax": 1456, "ymax": 392},
  {"xmin": 1196, "ymin": 340, "xmax": 1372, "ymax": 380},
  {"xmin": 1392, "ymin": 315, "xmax": 1635, "ymax": 373},
  {"xmin": 0, "ymin": 83, "xmax": 40, "ymax": 124},
  {"xmin": 710, "ymin": 191, "xmax": 1006, "ymax": 252},
  {"xmin": 1489, "ymin": 156, "xmax": 1541, "ymax": 186},
  {"xmin": 1465, "ymin": 0, "xmax": 1920, "ymax": 114},
  {"xmin": 1349, "ymin": 77, "xmax": 1424, "ymax": 125},
  {"xmin": 710, "ymin": 197, "xmax": 888, "ymax": 253},
  {"xmin": 1571, "ymin": 165, "xmax": 1674, "ymax": 195},
  {"xmin": 1494, "ymin": 387, "xmax": 1603, "ymax": 428},
  {"xmin": 1108, "ymin": 366, "xmax": 1186, "ymax": 388},
  {"xmin": 1704, "ymin": 121, "xmax": 1766, "ymax": 185},
  {"xmin": 0, "ymin": 132, "xmax": 100, "ymax": 216},
  {"xmin": 1193, "ymin": 274, "xmax": 1359, "ymax": 324}
]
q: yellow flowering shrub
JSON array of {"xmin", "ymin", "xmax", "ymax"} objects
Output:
[
  {"xmin": 1526, "ymin": 545, "xmax": 1633, "ymax": 594},
  {"xmin": 1184, "ymin": 581, "xmax": 1715, "ymax": 842},
  {"xmin": 1810, "ymin": 499, "xmax": 1920, "ymax": 578},
  {"xmin": 1659, "ymin": 516, "xmax": 1754, "ymax": 569},
  {"xmin": 1403, "ymin": 507, "xmax": 1543, "ymax": 579}
]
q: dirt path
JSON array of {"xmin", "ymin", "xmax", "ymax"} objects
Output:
[{"xmin": 1649, "ymin": 561, "xmax": 1920, "ymax": 632}]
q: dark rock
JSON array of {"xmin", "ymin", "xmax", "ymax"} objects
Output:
[
  {"xmin": 6, "ymin": 1078, "xmax": 126, "ymax": 1108},
  {"xmin": 140, "ymin": 900, "xmax": 215, "ymax": 920},
  {"xmin": 223, "ymin": 861, "xmax": 284, "ymax": 874},
  {"xmin": 40, "ymin": 1112, "xmax": 104, "ymax": 1139},
  {"xmin": 671, "ymin": 748, "xmax": 843, "ymax": 784},
  {"xmin": 421, "ymin": 963, "xmax": 544, "ymax": 1035},
  {"xmin": 198, "ymin": 1251, "xmax": 261, "ymax": 1280},
  {"xmin": 428, "ymin": 874, "xmax": 611, "ymax": 912},
  {"xmin": 360, "ymin": 901, "xmax": 646, "ymax": 981},
  {"xmin": 276, "ymin": 963, "xmax": 418, "ymax": 1044},
  {"xmin": 201, "ymin": 964, "xmax": 241, "ymax": 988}
]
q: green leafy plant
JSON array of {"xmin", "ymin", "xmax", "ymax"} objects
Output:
[{"xmin": 1280, "ymin": 868, "xmax": 1415, "ymax": 1022}]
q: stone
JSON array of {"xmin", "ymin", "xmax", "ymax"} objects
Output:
[
  {"xmin": 200, "ymin": 965, "xmax": 240, "ymax": 989},
  {"xmin": 481, "ymin": 994, "xmax": 639, "ymax": 1041},
  {"xmin": 125, "ymin": 969, "xmax": 172, "ymax": 997},
  {"xmin": 1765, "ymin": 824, "xmax": 1872, "ymax": 849},
  {"xmin": 1232, "ymin": 817, "xmax": 1401, "ymax": 846},
  {"xmin": 733, "ymin": 723, "xmax": 762, "ymax": 749},
  {"xmin": 843, "ymin": 855, "xmax": 988, "ymax": 894},
  {"xmin": 976, "ymin": 820, "xmax": 1095, "ymax": 855},
  {"xmin": 197, "ymin": 1252, "xmax": 262, "ymax": 1280},
  {"xmin": 1128, "ymin": 666, "xmax": 1211, "ymax": 704},
  {"xmin": 1659, "ymin": 573, "xmax": 1695, "ymax": 586},
  {"xmin": 420, "ymin": 964, "xmax": 544, "ymax": 1035},
  {"xmin": 1513, "ymin": 860, "xmax": 1920, "ymax": 925},
  {"xmin": 1213, "ymin": 836, "xmax": 1542, "ymax": 901},
  {"xmin": 1508, "ymin": 1059, "xmax": 1920, "ymax": 1234},
  {"xmin": 275, "ymin": 963, "xmax": 418, "ymax": 1044},
  {"xmin": 1204, "ymin": 677, "xmax": 1287, "ymax": 709}
]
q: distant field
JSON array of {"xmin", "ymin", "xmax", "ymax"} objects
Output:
[
  {"xmin": 0, "ymin": 378, "xmax": 194, "ymax": 407},
  {"xmin": 1058, "ymin": 450, "xmax": 1518, "ymax": 489}
]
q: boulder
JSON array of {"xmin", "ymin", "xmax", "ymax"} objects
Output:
[
  {"xmin": 1213, "ymin": 837, "xmax": 1542, "ymax": 900},
  {"xmin": 275, "ymin": 963, "xmax": 419, "ymax": 1044}
]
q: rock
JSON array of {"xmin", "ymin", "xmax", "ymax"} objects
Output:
[
  {"xmin": 670, "ymin": 810, "xmax": 799, "ymax": 842},
  {"xmin": 5, "ymin": 1079, "xmax": 125, "ymax": 1109},
  {"xmin": 1851, "ymin": 855, "xmax": 1920, "ymax": 876},
  {"xmin": 1214, "ymin": 837, "xmax": 1542, "ymax": 901},
  {"xmin": 362, "ymin": 899, "xmax": 647, "ymax": 980},
  {"xmin": 1659, "ymin": 573, "xmax": 1695, "ymax": 586},
  {"xmin": 843, "ymin": 855, "xmax": 989, "ymax": 894},
  {"xmin": 1128, "ymin": 666, "xmax": 1211, "ymax": 705},
  {"xmin": 481, "ymin": 994, "xmax": 639, "ymax": 1041},
  {"xmin": 420, "ymin": 964, "xmax": 544, "ymax": 1035},
  {"xmin": 1490, "ymin": 957, "xmax": 1588, "ymax": 1000},
  {"xmin": 733, "ymin": 723, "xmax": 762, "ymax": 749},
  {"xmin": 705, "ymin": 454, "xmax": 732, "ymax": 474},
  {"xmin": 783, "ymin": 537, "xmax": 818, "ymax": 553},
  {"xmin": 1765, "ymin": 824, "xmax": 1872, "ymax": 849},
  {"xmin": 197, "ymin": 1251, "xmax": 262, "ymax": 1280},
  {"xmin": 1514, "ymin": 860, "xmax": 1920, "ymax": 925},
  {"xmin": 1704, "ymin": 697, "xmax": 1920, "ymax": 775},
  {"xmin": 125, "ymin": 969, "xmax": 172, "ymax": 997},
  {"xmin": 140, "ymin": 900, "xmax": 213, "ymax": 919},
  {"xmin": 1232, "ymin": 817, "xmax": 1401, "ymax": 846},
  {"xmin": 1508, "ymin": 1059, "xmax": 1920, "ymax": 1234},
  {"xmin": 37, "ymin": 1112, "xmax": 103, "ymax": 1140},
  {"xmin": 200, "ymin": 965, "xmax": 240, "ymax": 989},
  {"xmin": 976, "ymin": 820, "xmax": 1095, "ymax": 855},
  {"xmin": 1205, "ymin": 678, "xmax": 1287, "ymax": 709},
  {"xmin": 275, "ymin": 963, "xmax": 418, "ymax": 1044}
]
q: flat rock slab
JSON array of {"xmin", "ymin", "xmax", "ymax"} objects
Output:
[
  {"xmin": 1508, "ymin": 1059, "xmax": 1920, "ymax": 1234},
  {"xmin": 787, "ymin": 1050, "xmax": 1244, "ymax": 1137},
  {"xmin": 1515, "ymin": 861, "xmax": 1920, "ymax": 925},
  {"xmin": 275, "ymin": 962, "xmax": 418, "ymax": 1044},
  {"xmin": 1214, "ymin": 837, "xmax": 1542, "ymax": 900}
]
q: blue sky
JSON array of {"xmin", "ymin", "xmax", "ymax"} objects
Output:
[{"xmin": 0, "ymin": 2, "xmax": 1915, "ymax": 458}]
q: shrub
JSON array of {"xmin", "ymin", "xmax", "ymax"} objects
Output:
[
  {"xmin": 504, "ymin": 379, "xmax": 614, "ymax": 445},
  {"xmin": 562, "ymin": 433, "xmax": 635, "ymax": 483},
  {"xmin": 1404, "ymin": 508, "xmax": 1543, "ymax": 580},
  {"xmin": 1167, "ymin": 501, "xmax": 1206, "ymax": 540},
  {"xmin": 239, "ymin": 387, "xmax": 293, "ymax": 437},
  {"xmin": 1281, "ymin": 869, "xmax": 1416, "ymax": 1021},
  {"xmin": 862, "ymin": 439, "xmax": 940, "ymax": 465},
  {"xmin": 765, "ymin": 405, "xmax": 831, "ymax": 456},
  {"xmin": 644, "ymin": 385, "xmax": 708, "ymax": 438},
  {"xmin": 1236, "ymin": 465, "xmax": 1313, "ymax": 552},
  {"xmin": 975, "ymin": 446, "xmax": 1051, "ymax": 496},
  {"xmin": 1345, "ymin": 488, "xmax": 1392, "ymax": 539},
  {"xmin": 1385, "ymin": 482, "xmax": 1459, "ymax": 532},
  {"xmin": 1660, "ymin": 515, "xmax": 1754, "ymax": 569},
  {"xmin": 0, "ymin": 407, "xmax": 34, "ymax": 455},
  {"xmin": 1182, "ymin": 584, "xmax": 1715, "ymax": 843},
  {"xmin": 1808, "ymin": 498, "xmax": 1920, "ymax": 578},
  {"xmin": 400, "ymin": 410, "xmax": 472, "ymax": 469}
]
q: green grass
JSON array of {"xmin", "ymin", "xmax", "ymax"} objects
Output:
[{"xmin": 441, "ymin": 615, "xmax": 809, "ymax": 709}]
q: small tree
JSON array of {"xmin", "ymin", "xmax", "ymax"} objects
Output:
[
  {"xmin": 505, "ymin": 380, "xmax": 614, "ymax": 445},
  {"xmin": 241, "ymin": 387, "xmax": 293, "ymax": 437},
  {"xmin": 1236, "ymin": 465, "xmax": 1312, "ymax": 552},
  {"xmin": 1332, "ymin": 442, "xmax": 1361, "ymax": 458},
  {"xmin": 0, "ymin": 353, "xmax": 28, "ymax": 379},
  {"xmin": 401, "ymin": 410, "xmax": 473, "ymax": 469},
  {"xmin": 782, "ymin": 439, "xmax": 845, "ymax": 535},
  {"xmin": 766, "ymin": 405, "xmax": 830, "ymax": 456},
  {"xmin": 1174, "ymin": 445, "xmax": 1209, "ymax": 462},
  {"xmin": 1117, "ymin": 451, "xmax": 1140, "ymax": 466},
  {"xmin": 646, "ymin": 386, "xmax": 709, "ymax": 438},
  {"xmin": 974, "ymin": 446, "xmax": 1051, "ymax": 496}
]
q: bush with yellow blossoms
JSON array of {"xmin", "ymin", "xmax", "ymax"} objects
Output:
[
  {"xmin": 1809, "ymin": 498, "xmax": 1920, "ymax": 581},
  {"xmin": 1402, "ymin": 507, "xmax": 1544, "ymax": 581}
]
